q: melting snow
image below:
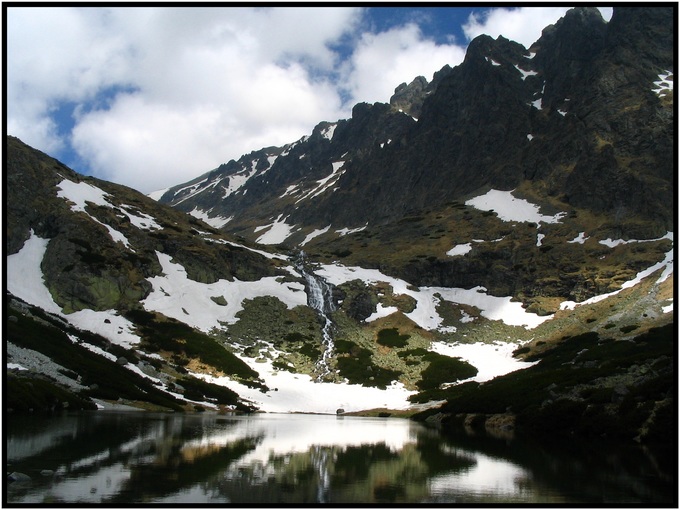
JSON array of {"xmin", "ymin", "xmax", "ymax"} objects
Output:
[
  {"xmin": 222, "ymin": 165, "xmax": 258, "ymax": 198},
  {"xmin": 465, "ymin": 189, "xmax": 566, "ymax": 224},
  {"xmin": 447, "ymin": 243, "xmax": 472, "ymax": 257},
  {"xmin": 317, "ymin": 263, "xmax": 550, "ymax": 330},
  {"xmin": 652, "ymin": 70, "xmax": 674, "ymax": 97},
  {"xmin": 119, "ymin": 205, "xmax": 162, "ymax": 231},
  {"xmin": 295, "ymin": 161, "xmax": 345, "ymax": 203},
  {"xmin": 514, "ymin": 64, "xmax": 538, "ymax": 80},
  {"xmin": 561, "ymin": 238, "xmax": 674, "ymax": 310},
  {"xmin": 57, "ymin": 179, "xmax": 161, "ymax": 240},
  {"xmin": 147, "ymin": 188, "xmax": 169, "ymax": 201},
  {"xmin": 320, "ymin": 124, "xmax": 337, "ymax": 141},
  {"xmin": 336, "ymin": 224, "xmax": 368, "ymax": 236},
  {"xmin": 196, "ymin": 357, "xmax": 416, "ymax": 414},
  {"xmin": 279, "ymin": 183, "xmax": 301, "ymax": 198},
  {"xmin": 568, "ymin": 232, "xmax": 589, "ymax": 244},
  {"xmin": 6, "ymin": 231, "xmax": 142, "ymax": 347},
  {"xmin": 301, "ymin": 225, "xmax": 331, "ymax": 246},
  {"xmin": 188, "ymin": 207, "xmax": 232, "ymax": 229},
  {"xmin": 57, "ymin": 179, "xmax": 111, "ymax": 211},
  {"xmin": 255, "ymin": 215, "xmax": 297, "ymax": 245},
  {"xmin": 430, "ymin": 341, "xmax": 537, "ymax": 383},
  {"xmin": 599, "ymin": 231, "xmax": 672, "ymax": 248},
  {"xmin": 171, "ymin": 178, "xmax": 217, "ymax": 205},
  {"xmin": 142, "ymin": 252, "xmax": 306, "ymax": 331},
  {"xmin": 365, "ymin": 303, "xmax": 399, "ymax": 322}
]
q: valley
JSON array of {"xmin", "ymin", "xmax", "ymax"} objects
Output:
[{"xmin": 5, "ymin": 6, "xmax": 675, "ymax": 449}]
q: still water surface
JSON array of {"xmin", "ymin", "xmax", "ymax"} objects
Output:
[{"xmin": 5, "ymin": 411, "xmax": 675, "ymax": 505}]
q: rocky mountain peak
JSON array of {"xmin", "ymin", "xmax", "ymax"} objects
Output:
[{"xmin": 390, "ymin": 75, "xmax": 428, "ymax": 117}]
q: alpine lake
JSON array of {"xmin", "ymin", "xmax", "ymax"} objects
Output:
[{"xmin": 5, "ymin": 410, "xmax": 675, "ymax": 505}]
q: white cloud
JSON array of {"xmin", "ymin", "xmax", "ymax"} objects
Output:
[
  {"xmin": 7, "ymin": 6, "xmax": 362, "ymax": 193},
  {"xmin": 8, "ymin": 6, "xmax": 607, "ymax": 194},
  {"xmin": 341, "ymin": 23, "xmax": 466, "ymax": 105},
  {"xmin": 463, "ymin": 7, "xmax": 613, "ymax": 49}
]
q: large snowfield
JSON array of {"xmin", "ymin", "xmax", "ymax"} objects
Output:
[{"xmin": 5, "ymin": 183, "xmax": 674, "ymax": 414}]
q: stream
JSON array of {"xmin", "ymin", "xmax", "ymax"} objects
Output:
[{"xmin": 295, "ymin": 252, "xmax": 336, "ymax": 380}]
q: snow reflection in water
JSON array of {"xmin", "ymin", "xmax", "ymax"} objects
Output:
[{"xmin": 5, "ymin": 412, "xmax": 674, "ymax": 505}]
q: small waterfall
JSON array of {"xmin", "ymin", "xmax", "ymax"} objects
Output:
[{"xmin": 296, "ymin": 252, "xmax": 335, "ymax": 380}]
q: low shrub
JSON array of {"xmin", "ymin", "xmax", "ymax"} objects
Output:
[
  {"xmin": 376, "ymin": 328, "xmax": 410, "ymax": 348},
  {"xmin": 415, "ymin": 352, "xmax": 477, "ymax": 391}
]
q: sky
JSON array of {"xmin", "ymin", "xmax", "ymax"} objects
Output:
[{"xmin": 6, "ymin": 5, "xmax": 613, "ymax": 194}]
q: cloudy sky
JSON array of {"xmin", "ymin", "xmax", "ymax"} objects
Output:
[{"xmin": 6, "ymin": 6, "xmax": 612, "ymax": 194}]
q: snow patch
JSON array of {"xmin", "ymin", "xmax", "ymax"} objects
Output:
[
  {"xmin": 196, "ymin": 356, "xmax": 416, "ymax": 414},
  {"xmin": 57, "ymin": 179, "xmax": 111, "ymax": 211},
  {"xmin": 446, "ymin": 243, "xmax": 472, "ymax": 257},
  {"xmin": 295, "ymin": 161, "xmax": 345, "ymax": 203},
  {"xmin": 430, "ymin": 341, "xmax": 537, "ymax": 384},
  {"xmin": 320, "ymin": 124, "xmax": 337, "ymax": 140},
  {"xmin": 513, "ymin": 64, "xmax": 537, "ymax": 80},
  {"xmin": 56, "ymin": 179, "xmax": 161, "ymax": 239},
  {"xmin": 568, "ymin": 232, "xmax": 589, "ymax": 244},
  {"xmin": 119, "ymin": 205, "xmax": 162, "ymax": 231},
  {"xmin": 599, "ymin": 231, "xmax": 672, "ymax": 248},
  {"xmin": 188, "ymin": 207, "xmax": 232, "ymax": 229},
  {"xmin": 465, "ymin": 189, "xmax": 566, "ymax": 224},
  {"xmin": 365, "ymin": 303, "xmax": 399, "ymax": 323},
  {"xmin": 6, "ymin": 231, "xmax": 142, "ymax": 347},
  {"xmin": 560, "ymin": 240, "xmax": 674, "ymax": 310},
  {"xmin": 279, "ymin": 183, "xmax": 301, "ymax": 198},
  {"xmin": 318, "ymin": 263, "xmax": 549, "ymax": 330},
  {"xmin": 652, "ymin": 70, "xmax": 673, "ymax": 97},
  {"xmin": 142, "ymin": 252, "xmax": 306, "ymax": 332},
  {"xmin": 301, "ymin": 225, "xmax": 331, "ymax": 246},
  {"xmin": 147, "ymin": 188, "xmax": 169, "ymax": 201},
  {"xmin": 255, "ymin": 215, "xmax": 297, "ymax": 245},
  {"xmin": 336, "ymin": 224, "xmax": 368, "ymax": 236},
  {"xmin": 222, "ymin": 166, "xmax": 258, "ymax": 198}
]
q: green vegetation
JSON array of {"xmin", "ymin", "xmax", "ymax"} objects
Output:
[
  {"xmin": 6, "ymin": 303, "xmax": 184, "ymax": 411},
  {"xmin": 335, "ymin": 338, "xmax": 403, "ymax": 389},
  {"xmin": 125, "ymin": 308, "xmax": 263, "ymax": 388},
  {"xmin": 376, "ymin": 328, "xmax": 410, "ymax": 348},
  {"xmin": 178, "ymin": 376, "xmax": 253, "ymax": 411},
  {"xmin": 6, "ymin": 375, "xmax": 97, "ymax": 413},
  {"xmin": 413, "ymin": 324, "xmax": 675, "ymax": 444},
  {"xmin": 415, "ymin": 352, "xmax": 478, "ymax": 391}
]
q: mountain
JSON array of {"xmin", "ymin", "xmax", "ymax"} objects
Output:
[
  {"xmin": 156, "ymin": 7, "xmax": 673, "ymax": 310},
  {"xmin": 5, "ymin": 7, "xmax": 675, "ymax": 443}
]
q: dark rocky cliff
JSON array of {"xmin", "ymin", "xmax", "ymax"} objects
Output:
[{"xmin": 160, "ymin": 7, "xmax": 673, "ymax": 239}]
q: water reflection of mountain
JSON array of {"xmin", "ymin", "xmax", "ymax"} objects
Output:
[{"xmin": 5, "ymin": 412, "xmax": 675, "ymax": 505}]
